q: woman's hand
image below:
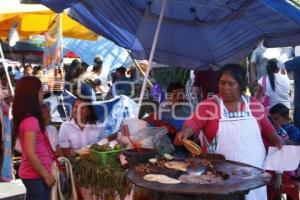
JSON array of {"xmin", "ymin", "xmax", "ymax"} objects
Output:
[
  {"xmin": 174, "ymin": 126, "xmax": 193, "ymax": 145},
  {"xmin": 174, "ymin": 131, "xmax": 188, "ymax": 145},
  {"xmin": 43, "ymin": 173, "xmax": 56, "ymax": 188}
]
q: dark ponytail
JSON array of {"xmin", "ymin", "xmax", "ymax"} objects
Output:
[{"xmin": 266, "ymin": 59, "xmax": 279, "ymax": 91}]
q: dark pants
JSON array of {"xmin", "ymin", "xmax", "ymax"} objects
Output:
[
  {"xmin": 294, "ymin": 106, "xmax": 300, "ymax": 130},
  {"xmin": 22, "ymin": 178, "xmax": 50, "ymax": 200}
]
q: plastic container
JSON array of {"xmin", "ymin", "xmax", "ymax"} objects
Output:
[{"xmin": 90, "ymin": 148, "xmax": 124, "ymax": 166}]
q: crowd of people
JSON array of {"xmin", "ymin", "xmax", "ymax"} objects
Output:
[
  {"xmin": 0, "ymin": 55, "xmax": 139, "ymax": 199},
  {"xmin": 1, "ymin": 43, "xmax": 300, "ymax": 200}
]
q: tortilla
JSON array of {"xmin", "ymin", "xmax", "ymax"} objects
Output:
[
  {"xmin": 183, "ymin": 139, "xmax": 202, "ymax": 155},
  {"xmin": 143, "ymin": 174, "xmax": 181, "ymax": 184},
  {"xmin": 165, "ymin": 161, "xmax": 188, "ymax": 172}
]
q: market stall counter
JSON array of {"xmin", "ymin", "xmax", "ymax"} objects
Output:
[{"xmin": 127, "ymin": 154, "xmax": 272, "ymax": 200}]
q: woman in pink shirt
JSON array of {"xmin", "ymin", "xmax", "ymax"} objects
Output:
[
  {"xmin": 12, "ymin": 76, "xmax": 55, "ymax": 200},
  {"xmin": 175, "ymin": 64, "xmax": 282, "ymax": 200}
]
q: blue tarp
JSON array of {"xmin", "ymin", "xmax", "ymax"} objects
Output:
[{"xmin": 35, "ymin": 0, "xmax": 300, "ymax": 69}]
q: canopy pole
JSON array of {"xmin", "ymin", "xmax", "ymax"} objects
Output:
[
  {"xmin": 0, "ymin": 43, "xmax": 14, "ymax": 96},
  {"xmin": 136, "ymin": 0, "xmax": 168, "ymax": 117}
]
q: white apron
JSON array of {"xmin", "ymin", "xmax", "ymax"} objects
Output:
[{"xmin": 214, "ymin": 95, "xmax": 267, "ymax": 200}]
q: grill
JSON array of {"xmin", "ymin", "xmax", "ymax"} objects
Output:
[{"xmin": 127, "ymin": 156, "xmax": 271, "ymax": 200}]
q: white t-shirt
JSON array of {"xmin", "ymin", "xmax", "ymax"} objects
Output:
[
  {"xmin": 58, "ymin": 119, "xmax": 105, "ymax": 150},
  {"xmin": 46, "ymin": 125, "xmax": 58, "ymax": 151},
  {"xmin": 258, "ymin": 73, "xmax": 291, "ymax": 108},
  {"xmin": 15, "ymin": 125, "xmax": 59, "ymax": 152},
  {"xmin": 251, "ymin": 45, "xmax": 293, "ymax": 79}
]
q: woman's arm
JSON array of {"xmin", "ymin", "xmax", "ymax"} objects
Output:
[
  {"xmin": 174, "ymin": 125, "xmax": 194, "ymax": 145},
  {"xmin": 254, "ymin": 84, "xmax": 263, "ymax": 100},
  {"xmin": 174, "ymin": 99, "xmax": 218, "ymax": 145},
  {"xmin": 23, "ymin": 132, "xmax": 55, "ymax": 188},
  {"xmin": 265, "ymin": 131, "xmax": 282, "ymax": 149}
]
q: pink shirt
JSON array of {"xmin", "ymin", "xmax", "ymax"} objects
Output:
[
  {"xmin": 18, "ymin": 116, "xmax": 54, "ymax": 179},
  {"xmin": 184, "ymin": 96, "xmax": 275, "ymax": 144}
]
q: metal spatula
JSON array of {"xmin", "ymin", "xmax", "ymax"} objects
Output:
[{"xmin": 187, "ymin": 163, "xmax": 206, "ymax": 175}]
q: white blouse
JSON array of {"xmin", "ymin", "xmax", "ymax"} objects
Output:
[
  {"xmin": 58, "ymin": 119, "xmax": 105, "ymax": 150},
  {"xmin": 258, "ymin": 72, "xmax": 291, "ymax": 108}
]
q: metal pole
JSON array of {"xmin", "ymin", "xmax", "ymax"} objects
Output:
[{"xmin": 136, "ymin": 0, "xmax": 168, "ymax": 117}]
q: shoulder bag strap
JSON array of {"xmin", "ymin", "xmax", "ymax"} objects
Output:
[{"xmin": 41, "ymin": 131, "xmax": 59, "ymax": 164}]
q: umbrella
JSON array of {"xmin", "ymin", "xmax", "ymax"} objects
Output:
[
  {"xmin": 2, "ymin": 40, "xmax": 44, "ymax": 64},
  {"xmin": 35, "ymin": 0, "xmax": 300, "ymax": 68},
  {"xmin": 0, "ymin": 1, "xmax": 97, "ymax": 40}
]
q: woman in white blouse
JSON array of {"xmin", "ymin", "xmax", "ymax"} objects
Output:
[
  {"xmin": 255, "ymin": 59, "xmax": 291, "ymax": 109},
  {"xmin": 59, "ymin": 98, "xmax": 105, "ymax": 157}
]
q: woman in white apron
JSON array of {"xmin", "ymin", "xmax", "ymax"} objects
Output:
[{"xmin": 175, "ymin": 64, "xmax": 282, "ymax": 200}]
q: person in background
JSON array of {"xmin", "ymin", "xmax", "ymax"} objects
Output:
[
  {"xmin": 33, "ymin": 66, "xmax": 43, "ymax": 79},
  {"xmin": 81, "ymin": 62, "xmax": 89, "ymax": 72},
  {"xmin": 23, "ymin": 64, "xmax": 33, "ymax": 76},
  {"xmin": 14, "ymin": 66, "xmax": 23, "ymax": 81},
  {"xmin": 269, "ymin": 103, "xmax": 300, "ymax": 144},
  {"xmin": 159, "ymin": 82, "xmax": 191, "ymax": 132},
  {"xmin": 279, "ymin": 56, "xmax": 300, "ymax": 130},
  {"xmin": 12, "ymin": 76, "xmax": 55, "ymax": 200},
  {"xmin": 7, "ymin": 66, "xmax": 13, "ymax": 76},
  {"xmin": 112, "ymin": 66, "xmax": 133, "ymax": 97},
  {"xmin": 250, "ymin": 42, "xmax": 293, "ymax": 87},
  {"xmin": 65, "ymin": 59, "xmax": 84, "ymax": 84},
  {"xmin": 81, "ymin": 57, "xmax": 104, "ymax": 93},
  {"xmin": 146, "ymin": 82, "xmax": 192, "ymax": 138},
  {"xmin": 193, "ymin": 66, "xmax": 220, "ymax": 100},
  {"xmin": 268, "ymin": 103, "xmax": 300, "ymax": 198},
  {"xmin": 255, "ymin": 59, "xmax": 291, "ymax": 110},
  {"xmin": 64, "ymin": 59, "xmax": 96, "ymax": 101},
  {"xmin": 58, "ymin": 98, "xmax": 105, "ymax": 157},
  {"xmin": 175, "ymin": 64, "xmax": 282, "ymax": 200},
  {"xmin": 41, "ymin": 104, "xmax": 62, "ymax": 155}
]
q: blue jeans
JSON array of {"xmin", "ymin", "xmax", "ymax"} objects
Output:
[{"xmin": 22, "ymin": 178, "xmax": 50, "ymax": 200}]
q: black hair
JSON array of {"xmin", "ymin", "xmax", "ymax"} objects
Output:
[
  {"xmin": 93, "ymin": 57, "xmax": 103, "ymax": 72},
  {"xmin": 32, "ymin": 66, "xmax": 42, "ymax": 75},
  {"xmin": 12, "ymin": 76, "xmax": 45, "ymax": 140},
  {"xmin": 217, "ymin": 63, "xmax": 247, "ymax": 94},
  {"xmin": 81, "ymin": 62, "xmax": 89, "ymax": 71},
  {"xmin": 116, "ymin": 66, "xmax": 126, "ymax": 75},
  {"xmin": 167, "ymin": 82, "xmax": 184, "ymax": 93},
  {"xmin": 7, "ymin": 66, "xmax": 12, "ymax": 72},
  {"xmin": 72, "ymin": 98, "xmax": 99, "ymax": 124},
  {"xmin": 266, "ymin": 59, "xmax": 279, "ymax": 91},
  {"xmin": 65, "ymin": 59, "xmax": 84, "ymax": 81},
  {"xmin": 269, "ymin": 103, "xmax": 289, "ymax": 119}
]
